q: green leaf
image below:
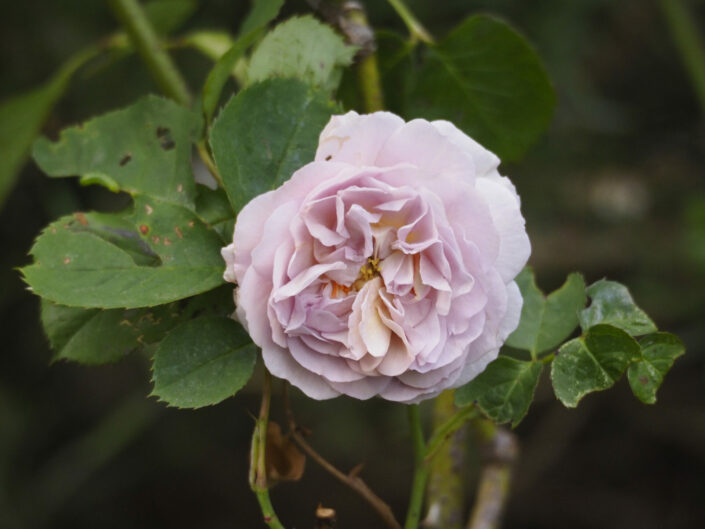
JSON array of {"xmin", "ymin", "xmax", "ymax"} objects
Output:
[
  {"xmin": 579, "ymin": 279, "xmax": 657, "ymax": 336},
  {"xmin": 628, "ymin": 333, "xmax": 685, "ymax": 404},
  {"xmin": 43, "ymin": 304, "xmax": 144, "ymax": 365},
  {"xmin": 183, "ymin": 30, "xmax": 235, "ymax": 62},
  {"xmin": 33, "ymin": 95, "xmax": 201, "ymax": 207},
  {"xmin": 409, "ymin": 15, "xmax": 554, "ymax": 161},
  {"xmin": 195, "ymin": 185, "xmax": 235, "ymax": 242},
  {"xmin": 377, "ymin": 30, "xmax": 415, "ymax": 116},
  {"xmin": 239, "ymin": 0, "xmax": 284, "ymax": 36},
  {"xmin": 247, "ymin": 15, "xmax": 357, "ymax": 92},
  {"xmin": 455, "ymin": 356, "xmax": 542, "ymax": 427},
  {"xmin": 506, "ymin": 268, "xmax": 586, "ymax": 355},
  {"xmin": 551, "ymin": 324, "xmax": 641, "ymax": 408},
  {"xmin": 202, "ymin": 28, "xmax": 263, "ymax": 123},
  {"xmin": 22, "ymin": 197, "xmax": 225, "ymax": 309},
  {"xmin": 210, "ymin": 78, "xmax": 339, "ymax": 212},
  {"xmin": 0, "ymin": 46, "xmax": 100, "ymax": 206},
  {"xmin": 40, "ymin": 286, "xmax": 236, "ymax": 365},
  {"xmin": 151, "ymin": 317, "xmax": 257, "ymax": 408}
]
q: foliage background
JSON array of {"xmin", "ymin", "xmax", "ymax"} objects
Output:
[{"xmin": 2, "ymin": 0, "xmax": 705, "ymax": 527}]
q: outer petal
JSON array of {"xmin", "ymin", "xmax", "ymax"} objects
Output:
[
  {"xmin": 315, "ymin": 111, "xmax": 405, "ymax": 165},
  {"xmin": 431, "ymin": 119, "xmax": 500, "ymax": 178},
  {"xmin": 475, "ymin": 177, "xmax": 531, "ymax": 283}
]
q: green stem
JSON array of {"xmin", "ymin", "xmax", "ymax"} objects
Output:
[
  {"xmin": 405, "ymin": 405, "xmax": 429, "ymax": 529},
  {"xmin": 659, "ymin": 0, "xmax": 705, "ymax": 115},
  {"xmin": 344, "ymin": 3, "xmax": 385, "ymax": 112},
  {"xmin": 424, "ymin": 391, "xmax": 468, "ymax": 529},
  {"xmin": 107, "ymin": 0, "xmax": 191, "ymax": 106},
  {"xmin": 386, "ymin": 0, "xmax": 434, "ymax": 44},
  {"xmin": 249, "ymin": 370, "xmax": 286, "ymax": 529}
]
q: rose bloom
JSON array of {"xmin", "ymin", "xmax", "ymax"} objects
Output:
[{"xmin": 222, "ymin": 111, "xmax": 530, "ymax": 403}]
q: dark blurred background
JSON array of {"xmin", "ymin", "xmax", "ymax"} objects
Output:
[{"xmin": 2, "ymin": 0, "xmax": 705, "ymax": 528}]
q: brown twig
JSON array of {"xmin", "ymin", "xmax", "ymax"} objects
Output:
[
  {"xmin": 282, "ymin": 384, "xmax": 403, "ymax": 529},
  {"xmin": 466, "ymin": 420, "xmax": 518, "ymax": 529}
]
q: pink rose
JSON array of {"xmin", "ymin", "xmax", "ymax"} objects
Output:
[{"xmin": 222, "ymin": 111, "xmax": 530, "ymax": 403}]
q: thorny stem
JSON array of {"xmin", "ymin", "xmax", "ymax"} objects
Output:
[
  {"xmin": 659, "ymin": 0, "xmax": 705, "ymax": 116},
  {"xmin": 250, "ymin": 370, "xmax": 286, "ymax": 529},
  {"xmin": 466, "ymin": 419, "xmax": 518, "ymax": 529},
  {"xmin": 386, "ymin": 0, "xmax": 435, "ymax": 44},
  {"xmin": 283, "ymin": 384, "xmax": 403, "ymax": 529},
  {"xmin": 404, "ymin": 405, "xmax": 429, "ymax": 529},
  {"xmin": 423, "ymin": 391, "xmax": 470, "ymax": 529},
  {"xmin": 107, "ymin": 0, "xmax": 191, "ymax": 106}
]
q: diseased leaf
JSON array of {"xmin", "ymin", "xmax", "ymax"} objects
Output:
[
  {"xmin": 151, "ymin": 317, "xmax": 257, "ymax": 408},
  {"xmin": 409, "ymin": 15, "xmax": 554, "ymax": 161},
  {"xmin": 551, "ymin": 324, "xmax": 641, "ymax": 407},
  {"xmin": 210, "ymin": 78, "xmax": 339, "ymax": 212},
  {"xmin": 247, "ymin": 15, "xmax": 357, "ymax": 92},
  {"xmin": 239, "ymin": 0, "xmax": 284, "ymax": 36},
  {"xmin": 22, "ymin": 197, "xmax": 225, "ymax": 309},
  {"xmin": 507, "ymin": 268, "xmax": 586, "ymax": 355},
  {"xmin": 33, "ymin": 95, "xmax": 201, "ymax": 207},
  {"xmin": 455, "ymin": 356, "xmax": 542, "ymax": 427},
  {"xmin": 579, "ymin": 279, "xmax": 657, "ymax": 336},
  {"xmin": 628, "ymin": 333, "xmax": 685, "ymax": 404}
]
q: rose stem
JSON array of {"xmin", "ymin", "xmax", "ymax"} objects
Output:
[
  {"xmin": 282, "ymin": 384, "xmax": 403, "ymax": 529},
  {"xmin": 306, "ymin": 1, "xmax": 385, "ymax": 113},
  {"xmin": 385, "ymin": 0, "xmax": 435, "ymax": 45},
  {"xmin": 659, "ymin": 0, "xmax": 705, "ymax": 116},
  {"xmin": 250, "ymin": 369, "xmax": 286, "ymax": 529},
  {"xmin": 423, "ymin": 391, "xmax": 473, "ymax": 529},
  {"xmin": 465, "ymin": 419, "xmax": 518, "ymax": 529},
  {"xmin": 404, "ymin": 404, "xmax": 430, "ymax": 529},
  {"xmin": 106, "ymin": 0, "xmax": 191, "ymax": 107}
]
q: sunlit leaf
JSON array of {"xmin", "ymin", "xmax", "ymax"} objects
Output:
[{"xmin": 247, "ymin": 15, "xmax": 357, "ymax": 92}]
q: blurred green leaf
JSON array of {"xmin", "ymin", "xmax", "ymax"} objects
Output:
[
  {"xmin": 551, "ymin": 324, "xmax": 641, "ymax": 407},
  {"xmin": 0, "ymin": 47, "xmax": 100, "ymax": 207},
  {"xmin": 151, "ymin": 317, "xmax": 257, "ymax": 408},
  {"xmin": 22, "ymin": 197, "xmax": 225, "ymax": 309},
  {"xmin": 202, "ymin": 0, "xmax": 285, "ymax": 122},
  {"xmin": 144, "ymin": 0, "xmax": 198, "ymax": 34},
  {"xmin": 376, "ymin": 30, "xmax": 415, "ymax": 116},
  {"xmin": 507, "ymin": 268, "xmax": 586, "ymax": 355},
  {"xmin": 628, "ymin": 333, "xmax": 685, "ymax": 404},
  {"xmin": 409, "ymin": 15, "xmax": 554, "ymax": 161},
  {"xmin": 202, "ymin": 28, "xmax": 264, "ymax": 123},
  {"xmin": 183, "ymin": 30, "xmax": 235, "ymax": 62},
  {"xmin": 210, "ymin": 78, "xmax": 339, "ymax": 212},
  {"xmin": 33, "ymin": 95, "xmax": 201, "ymax": 207},
  {"xmin": 247, "ymin": 15, "xmax": 357, "ymax": 92},
  {"xmin": 239, "ymin": 0, "xmax": 284, "ymax": 36},
  {"xmin": 455, "ymin": 356, "xmax": 542, "ymax": 427},
  {"xmin": 579, "ymin": 279, "xmax": 657, "ymax": 336}
]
